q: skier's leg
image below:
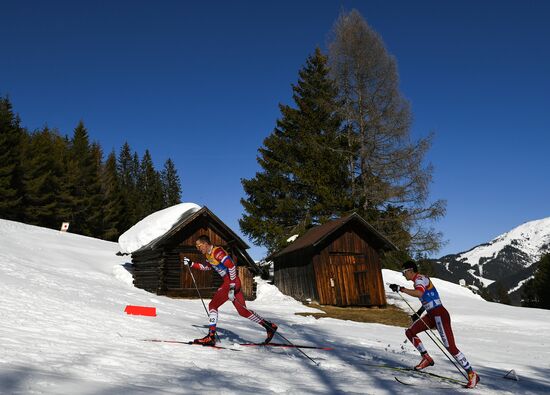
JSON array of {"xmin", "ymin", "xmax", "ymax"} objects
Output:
[
  {"xmin": 406, "ymin": 317, "xmax": 433, "ymax": 354},
  {"xmin": 406, "ymin": 315, "xmax": 435, "ymax": 370},
  {"xmin": 233, "ymin": 291, "xmax": 261, "ymax": 321},
  {"xmin": 434, "ymin": 307, "xmax": 474, "ymax": 372},
  {"xmin": 193, "ymin": 288, "xmax": 227, "ymax": 345},
  {"xmin": 208, "ymin": 286, "xmax": 229, "ymax": 331},
  {"xmin": 232, "ymin": 291, "xmax": 278, "ymax": 343}
]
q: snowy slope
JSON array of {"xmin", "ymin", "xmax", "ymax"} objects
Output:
[{"xmin": 1, "ymin": 219, "xmax": 550, "ymax": 394}]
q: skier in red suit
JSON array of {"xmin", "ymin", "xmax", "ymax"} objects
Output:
[
  {"xmin": 181, "ymin": 235, "xmax": 277, "ymax": 346},
  {"xmin": 389, "ymin": 260, "xmax": 480, "ymax": 389}
]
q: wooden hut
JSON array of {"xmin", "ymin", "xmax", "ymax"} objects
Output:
[
  {"xmin": 130, "ymin": 206, "xmax": 260, "ymax": 300},
  {"xmin": 272, "ymin": 213, "xmax": 397, "ymax": 307}
]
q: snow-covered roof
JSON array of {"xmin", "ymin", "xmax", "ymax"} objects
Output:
[{"xmin": 118, "ymin": 203, "xmax": 201, "ymax": 254}]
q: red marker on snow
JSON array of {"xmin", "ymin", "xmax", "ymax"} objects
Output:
[{"xmin": 124, "ymin": 305, "xmax": 157, "ymax": 317}]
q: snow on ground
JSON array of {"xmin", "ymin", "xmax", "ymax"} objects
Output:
[{"xmin": 1, "ymin": 219, "xmax": 550, "ymax": 394}]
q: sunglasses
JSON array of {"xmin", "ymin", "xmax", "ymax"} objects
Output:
[{"xmin": 401, "ymin": 268, "xmax": 413, "ymax": 275}]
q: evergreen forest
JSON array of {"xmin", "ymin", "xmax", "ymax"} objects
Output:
[{"xmin": 0, "ymin": 96, "xmax": 181, "ymax": 241}]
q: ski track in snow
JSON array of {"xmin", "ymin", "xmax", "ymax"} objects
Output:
[{"xmin": 1, "ymin": 219, "xmax": 550, "ymax": 394}]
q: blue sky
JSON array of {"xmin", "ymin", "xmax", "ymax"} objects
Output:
[{"xmin": 2, "ymin": 1, "xmax": 549, "ymax": 260}]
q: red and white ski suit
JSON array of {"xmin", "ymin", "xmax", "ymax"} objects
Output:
[
  {"xmin": 405, "ymin": 273, "xmax": 472, "ymax": 370},
  {"xmin": 189, "ymin": 246, "xmax": 263, "ymax": 331}
]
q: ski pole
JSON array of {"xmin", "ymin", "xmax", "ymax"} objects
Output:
[
  {"xmin": 232, "ymin": 298, "xmax": 319, "ymax": 366},
  {"xmin": 186, "ymin": 263, "xmax": 222, "ymax": 344},
  {"xmin": 392, "ymin": 287, "xmax": 467, "ymax": 380},
  {"xmin": 186, "ymin": 263, "xmax": 209, "ymax": 316}
]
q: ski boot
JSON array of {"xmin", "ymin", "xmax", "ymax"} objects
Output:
[
  {"xmin": 193, "ymin": 330, "xmax": 216, "ymax": 346},
  {"xmin": 465, "ymin": 370, "xmax": 480, "ymax": 388},
  {"xmin": 263, "ymin": 321, "xmax": 278, "ymax": 344},
  {"xmin": 414, "ymin": 353, "xmax": 434, "ymax": 370}
]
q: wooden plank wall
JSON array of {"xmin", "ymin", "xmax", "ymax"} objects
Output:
[
  {"xmin": 313, "ymin": 228, "xmax": 387, "ymax": 306},
  {"xmin": 273, "ymin": 250, "xmax": 319, "ymax": 302},
  {"xmin": 312, "ymin": 252, "xmax": 336, "ymax": 305}
]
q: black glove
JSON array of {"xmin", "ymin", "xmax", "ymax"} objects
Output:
[
  {"xmin": 182, "ymin": 256, "xmax": 192, "ymax": 266},
  {"xmin": 389, "ymin": 283, "xmax": 401, "ymax": 292}
]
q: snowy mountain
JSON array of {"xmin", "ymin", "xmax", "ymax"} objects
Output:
[
  {"xmin": 2, "ymin": 218, "xmax": 550, "ymax": 394},
  {"xmin": 432, "ymin": 217, "xmax": 550, "ymax": 304}
]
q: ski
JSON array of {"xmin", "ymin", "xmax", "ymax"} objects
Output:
[
  {"xmin": 142, "ymin": 339, "xmax": 241, "ymax": 351},
  {"xmin": 394, "ymin": 376, "xmax": 460, "ymax": 389},
  {"xmin": 361, "ymin": 362, "xmax": 466, "ymax": 385},
  {"xmin": 238, "ymin": 342, "xmax": 334, "ymax": 350},
  {"xmin": 141, "ymin": 339, "xmax": 332, "ymax": 351}
]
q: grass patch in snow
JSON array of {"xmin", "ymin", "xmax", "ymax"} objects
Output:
[{"xmin": 296, "ymin": 303, "xmax": 411, "ymax": 327}]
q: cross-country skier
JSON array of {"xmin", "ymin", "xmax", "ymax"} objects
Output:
[
  {"xmin": 181, "ymin": 235, "xmax": 278, "ymax": 346},
  {"xmin": 389, "ymin": 260, "xmax": 480, "ymax": 389}
]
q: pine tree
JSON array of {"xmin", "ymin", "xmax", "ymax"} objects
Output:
[
  {"xmin": 416, "ymin": 256, "xmax": 437, "ymax": 277},
  {"xmin": 137, "ymin": 150, "xmax": 164, "ymax": 219},
  {"xmin": 67, "ymin": 121, "xmax": 97, "ymax": 236},
  {"xmin": 521, "ymin": 278, "xmax": 538, "ymax": 307},
  {"xmin": 20, "ymin": 128, "xmax": 62, "ymax": 228},
  {"xmin": 240, "ymin": 48, "xmax": 350, "ymax": 253},
  {"xmin": 328, "ymin": 10, "xmax": 446, "ymax": 254},
  {"xmin": 117, "ymin": 142, "xmax": 138, "ymax": 232},
  {"xmin": 479, "ymin": 286, "xmax": 494, "ymax": 303},
  {"xmin": 131, "ymin": 151, "xmax": 142, "ymax": 221},
  {"xmin": 161, "ymin": 158, "xmax": 182, "ymax": 207},
  {"xmin": 101, "ymin": 151, "xmax": 124, "ymax": 240},
  {"xmin": 532, "ymin": 254, "xmax": 550, "ymax": 309},
  {"xmin": 87, "ymin": 142, "xmax": 105, "ymax": 237},
  {"xmin": 496, "ymin": 284, "xmax": 512, "ymax": 305},
  {"xmin": 0, "ymin": 96, "xmax": 24, "ymax": 220},
  {"xmin": 57, "ymin": 142, "xmax": 80, "ymax": 228},
  {"xmin": 49, "ymin": 132, "xmax": 71, "ymax": 228}
]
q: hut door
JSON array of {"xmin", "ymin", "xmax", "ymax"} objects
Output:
[
  {"xmin": 353, "ymin": 255, "xmax": 371, "ymax": 306},
  {"xmin": 329, "ymin": 254, "xmax": 371, "ymax": 306}
]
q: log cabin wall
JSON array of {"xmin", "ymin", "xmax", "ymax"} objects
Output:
[
  {"xmin": 141, "ymin": 217, "xmax": 256, "ymax": 300},
  {"xmin": 131, "ymin": 249, "xmax": 165, "ymax": 293},
  {"xmin": 130, "ymin": 208, "xmax": 258, "ymax": 300},
  {"xmin": 273, "ymin": 249, "xmax": 319, "ymax": 302}
]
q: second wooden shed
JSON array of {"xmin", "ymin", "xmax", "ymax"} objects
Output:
[{"xmin": 272, "ymin": 213, "xmax": 397, "ymax": 307}]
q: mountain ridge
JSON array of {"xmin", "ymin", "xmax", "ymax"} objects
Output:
[{"xmin": 431, "ymin": 216, "xmax": 550, "ymax": 304}]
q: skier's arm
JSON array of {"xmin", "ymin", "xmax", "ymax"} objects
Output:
[
  {"xmin": 192, "ymin": 262, "xmax": 211, "ymax": 271},
  {"xmin": 213, "ymin": 247, "xmax": 237, "ymax": 283},
  {"xmin": 179, "ymin": 254, "xmax": 211, "ymax": 271},
  {"xmin": 399, "ymin": 286, "xmax": 424, "ymax": 298}
]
